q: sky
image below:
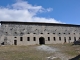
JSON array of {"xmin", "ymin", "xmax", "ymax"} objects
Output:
[{"xmin": 0, "ymin": 0, "xmax": 80, "ymax": 24}]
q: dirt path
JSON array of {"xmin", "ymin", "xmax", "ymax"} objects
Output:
[{"xmin": 36, "ymin": 45, "xmax": 70, "ymax": 60}]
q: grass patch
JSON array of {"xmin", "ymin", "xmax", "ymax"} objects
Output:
[{"xmin": 0, "ymin": 44, "xmax": 79, "ymax": 60}]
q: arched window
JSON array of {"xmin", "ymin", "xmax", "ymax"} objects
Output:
[
  {"xmin": 53, "ymin": 37, "xmax": 56, "ymax": 41},
  {"xmin": 59, "ymin": 37, "xmax": 61, "ymax": 41},
  {"xmin": 48, "ymin": 37, "xmax": 50, "ymax": 41}
]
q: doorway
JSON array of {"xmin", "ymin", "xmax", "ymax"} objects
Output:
[
  {"xmin": 39, "ymin": 37, "xmax": 45, "ymax": 45},
  {"xmin": 14, "ymin": 40, "xmax": 17, "ymax": 45}
]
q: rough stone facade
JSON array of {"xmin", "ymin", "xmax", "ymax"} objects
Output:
[{"xmin": 0, "ymin": 21, "xmax": 80, "ymax": 45}]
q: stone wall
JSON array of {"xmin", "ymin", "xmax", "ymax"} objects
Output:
[{"xmin": 0, "ymin": 23, "xmax": 80, "ymax": 45}]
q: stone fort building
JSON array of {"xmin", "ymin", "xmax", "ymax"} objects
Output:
[{"xmin": 0, "ymin": 21, "xmax": 80, "ymax": 45}]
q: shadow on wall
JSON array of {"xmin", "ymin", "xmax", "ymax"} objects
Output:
[{"xmin": 69, "ymin": 55, "xmax": 80, "ymax": 60}]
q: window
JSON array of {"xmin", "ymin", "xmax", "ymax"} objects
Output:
[
  {"xmin": 35, "ymin": 29, "xmax": 37, "ymax": 31},
  {"xmin": 63, "ymin": 33, "xmax": 65, "ymax": 34},
  {"xmin": 68, "ymin": 33, "xmax": 70, "ymax": 34},
  {"xmin": 69, "ymin": 37, "xmax": 71, "ymax": 40},
  {"xmin": 73, "ymin": 33, "xmax": 75, "ymax": 34},
  {"xmin": 64, "ymin": 37, "xmax": 66, "ymax": 43},
  {"xmin": 15, "ymin": 32, "xmax": 17, "ymax": 34},
  {"xmin": 74, "ymin": 37, "xmax": 76, "ymax": 41},
  {"xmin": 48, "ymin": 37, "xmax": 50, "ymax": 41},
  {"xmin": 59, "ymin": 37, "xmax": 61, "ymax": 41},
  {"xmin": 33, "ymin": 33, "xmax": 36, "ymax": 34},
  {"xmin": 20, "ymin": 37, "xmax": 23, "ymax": 41},
  {"xmin": 41, "ymin": 33, "xmax": 43, "ymax": 34},
  {"xmin": 53, "ymin": 37, "xmax": 56, "ymax": 41},
  {"xmin": 27, "ymin": 37, "xmax": 30, "ymax": 41},
  {"xmin": 59, "ymin": 33, "xmax": 61, "ymax": 34},
  {"xmin": 27, "ymin": 32, "xmax": 30, "ymax": 34},
  {"xmin": 48, "ymin": 33, "xmax": 50, "ymax": 34},
  {"xmin": 14, "ymin": 37, "xmax": 17, "ymax": 38},
  {"xmin": 53, "ymin": 33, "xmax": 55, "ymax": 34},
  {"xmin": 5, "ymin": 32, "xmax": 7, "ymax": 33},
  {"xmin": 33, "ymin": 37, "xmax": 36, "ymax": 41}
]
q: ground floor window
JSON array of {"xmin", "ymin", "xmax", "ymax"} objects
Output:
[
  {"xmin": 59, "ymin": 37, "xmax": 61, "ymax": 41},
  {"xmin": 48, "ymin": 37, "xmax": 50, "ymax": 41},
  {"xmin": 53, "ymin": 37, "xmax": 56, "ymax": 41},
  {"xmin": 69, "ymin": 37, "xmax": 71, "ymax": 40},
  {"xmin": 20, "ymin": 37, "xmax": 23, "ymax": 41},
  {"xmin": 27, "ymin": 37, "xmax": 30, "ymax": 41},
  {"xmin": 14, "ymin": 40, "xmax": 17, "ymax": 45},
  {"xmin": 33, "ymin": 37, "xmax": 36, "ymax": 41},
  {"xmin": 74, "ymin": 37, "xmax": 76, "ymax": 41},
  {"xmin": 64, "ymin": 37, "xmax": 66, "ymax": 43}
]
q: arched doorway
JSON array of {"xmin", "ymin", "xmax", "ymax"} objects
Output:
[{"xmin": 39, "ymin": 37, "xmax": 45, "ymax": 45}]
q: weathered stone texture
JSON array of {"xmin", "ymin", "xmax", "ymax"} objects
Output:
[{"xmin": 0, "ymin": 22, "xmax": 80, "ymax": 45}]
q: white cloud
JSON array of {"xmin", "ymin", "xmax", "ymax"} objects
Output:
[
  {"xmin": 46, "ymin": 8, "xmax": 53, "ymax": 12},
  {"xmin": 0, "ymin": 0, "xmax": 62, "ymax": 23}
]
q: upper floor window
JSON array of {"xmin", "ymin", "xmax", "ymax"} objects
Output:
[
  {"xmin": 48, "ymin": 33, "xmax": 50, "ymax": 34},
  {"xmin": 68, "ymin": 33, "xmax": 70, "ymax": 34},
  {"xmin": 33, "ymin": 33, "xmax": 36, "ymax": 34},
  {"xmin": 14, "ymin": 37, "xmax": 17, "ymax": 38},
  {"xmin": 63, "ymin": 33, "xmax": 65, "ymax": 34},
  {"xmin": 41, "ymin": 33, "xmax": 43, "ymax": 34},
  {"xmin": 53, "ymin": 33, "xmax": 55, "ymax": 34},
  {"xmin": 73, "ymin": 33, "xmax": 75, "ymax": 35},
  {"xmin": 59, "ymin": 33, "xmax": 61, "ymax": 34},
  {"xmin": 27, "ymin": 32, "xmax": 30, "ymax": 34}
]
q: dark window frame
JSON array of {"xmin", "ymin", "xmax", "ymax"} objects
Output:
[
  {"xmin": 41, "ymin": 33, "xmax": 43, "ymax": 34},
  {"xmin": 33, "ymin": 37, "xmax": 36, "ymax": 41},
  {"xmin": 74, "ymin": 37, "xmax": 76, "ymax": 41},
  {"xmin": 59, "ymin": 37, "xmax": 61, "ymax": 41},
  {"xmin": 20, "ymin": 37, "xmax": 23, "ymax": 41},
  {"xmin": 69, "ymin": 37, "xmax": 71, "ymax": 40},
  {"xmin": 53, "ymin": 33, "xmax": 55, "ymax": 34},
  {"xmin": 53, "ymin": 37, "xmax": 56, "ymax": 41},
  {"xmin": 48, "ymin": 33, "xmax": 50, "ymax": 34},
  {"xmin": 14, "ymin": 37, "xmax": 17, "ymax": 38},
  {"xmin": 27, "ymin": 37, "xmax": 30, "ymax": 41},
  {"xmin": 48, "ymin": 37, "xmax": 50, "ymax": 41},
  {"xmin": 59, "ymin": 33, "xmax": 61, "ymax": 34}
]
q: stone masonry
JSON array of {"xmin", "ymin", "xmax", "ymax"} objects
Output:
[{"xmin": 0, "ymin": 21, "xmax": 80, "ymax": 45}]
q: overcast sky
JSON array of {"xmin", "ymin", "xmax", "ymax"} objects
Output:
[{"xmin": 0, "ymin": 0, "xmax": 80, "ymax": 24}]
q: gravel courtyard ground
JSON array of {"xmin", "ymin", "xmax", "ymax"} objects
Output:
[{"xmin": 0, "ymin": 44, "xmax": 79, "ymax": 60}]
